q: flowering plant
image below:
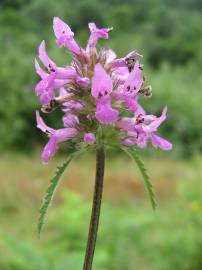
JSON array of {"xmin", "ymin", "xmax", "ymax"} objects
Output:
[{"xmin": 35, "ymin": 17, "xmax": 172, "ymax": 270}]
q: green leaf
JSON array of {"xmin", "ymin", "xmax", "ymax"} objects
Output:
[
  {"xmin": 38, "ymin": 155, "xmax": 74, "ymax": 237},
  {"xmin": 122, "ymin": 147, "xmax": 157, "ymax": 210}
]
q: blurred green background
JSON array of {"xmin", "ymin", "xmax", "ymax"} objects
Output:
[{"xmin": 0, "ymin": 0, "xmax": 202, "ymax": 269}]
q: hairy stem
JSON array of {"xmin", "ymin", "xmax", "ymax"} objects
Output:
[{"xmin": 83, "ymin": 146, "xmax": 105, "ymax": 270}]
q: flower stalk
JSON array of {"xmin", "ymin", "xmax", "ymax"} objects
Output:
[
  {"xmin": 83, "ymin": 146, "xmax": 105, "ymax": 270},
  {"xmin": 34, "ymin": 17, "xmax": 173, "ymax": 268}
]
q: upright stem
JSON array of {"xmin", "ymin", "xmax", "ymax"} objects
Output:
[{"xmin": 83, "ymin": 146, "xmax": 105, "ymax": 270}]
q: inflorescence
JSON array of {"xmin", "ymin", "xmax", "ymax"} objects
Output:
[{"xmin": 35, "ymin": 17, "xmax": 172, "ymax": 164}]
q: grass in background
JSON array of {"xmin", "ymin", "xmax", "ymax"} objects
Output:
[{"xmin": 0, "ymin": 152, "xmax": 202, "ymax": 269}]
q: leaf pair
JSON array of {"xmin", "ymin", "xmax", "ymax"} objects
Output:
[{"xmin": 38, "ymin": 146, "xmax": 157, "ymax": 237}]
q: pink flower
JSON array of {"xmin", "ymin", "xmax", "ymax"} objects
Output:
[
  {"xmin": 95, "ymin": 96, "xmax": 119, "ymax": 125},
  {"xmin": 109, "ymin": 50, "xmax": 142, "ymax": 70},
  {"xmin": 150, "ymin": 133, "xmax": 172, "ymax": 150},
  {"xmin": 119, "ymin": 106, "xmax": 172, "ymax": 150},
  {"xmin": 63, "ymin": 113, "xmax": 79, "ymax": 127},
  {"xmin": 123, "ymin": 61, "xmax": 143, "ymax": 94},
  {"xmin": 35, "ymin": 76, "xmax": 70, "ymax": 105},
  {"xmin": 113, "ymin": 62, "xmax": 143, "ymax": 112},
  {"xmin": 34, "ymin": 17, "xmax": 172, "ymax": 164},
  {"xmin": 53, "ymin": 17, "xmax": 82, "ymax": 56},
  {"xmin": 35, "ymin": 41, "xmax": 89, "ymax": 104},
  {"xmin": 92, "ymin": 63, "xmax": 118, "ymax": 125},
  {"xmin": 86, "ymin": 23, "xmax": 111, "ymax": 54},
  {"xmin": 36, "ymin": 111, "xmax": 78, "ymax": 164},
  {"xmin": 84, "ymin": 133, "xmax": 96, "ymax": 145}
]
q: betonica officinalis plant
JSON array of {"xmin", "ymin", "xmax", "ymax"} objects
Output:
[{"xmin": 34, "ymin": 17, "xmax": 172, "ymax": 270}]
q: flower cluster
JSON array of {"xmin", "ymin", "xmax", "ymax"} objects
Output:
[{"xmin": 35, "ymin": 17, "xmax": 172, "ymax": 164}]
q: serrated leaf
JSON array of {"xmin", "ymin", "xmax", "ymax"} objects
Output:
[
  {"xmin": 122, "ymin": 147, "xmax": 157, "ymax": 210},
  {"xmin": 38, "ymin": 155, "xmax": 74, "ymax": 237}
]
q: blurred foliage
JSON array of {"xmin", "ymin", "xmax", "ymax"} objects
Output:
[
  {"xmin": 1, "ymin": 186, "xmax": 202, "ymax": 270},
  {"xmin": 0, "ymin": 0, "xmax": 202, "ymax": 155},
  {"xmin": 0, "ymin": 153, "xmax": 202, "ymax": 269}
]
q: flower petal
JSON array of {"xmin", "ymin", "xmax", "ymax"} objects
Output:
[
  {"xmin": 54, "ymin": 128, "xmax": 78, "ymax": 142},
  {"xmin": 89, "ymin": 23, "xmax": 109, "ymax": 39},
  {"xmin": 87, "ymin": 23, "xmax": 110, "ymax": 52},
  {"xmin": 56, "ymin": 66, "xmax": 76, "ymax": 80},
  {"xmin": 53, "ymin": 17, "xmax": 82, "ymax": 55},
  {"xmin": 76, "ymin": 76, "xmax": 90, "ymax": 86},
  {"xmin": 123, "ymin": 61, "xmax": 143, "ymax": 94},
  {"xmin": 35, "ymin": 74, "xmax": 56, "ymax": 104},
  {"xmin": 39, "ymin": 91, "xmax": 54, "ymax": 105},
  {"xmin": 95, "ymin": 96, "xmax": 118, "ymax": 125},
  {"xmin": 147, "ymin": 106, "xmax": 168, "ymax": 132},
  {"xmin": 92, "ymin": 63, "xmax": 113, "ymax": 99},
  {"xmin": 53, "ymin": 17, "xmax": 74, "ymax": 39},
  {"xmin": 62, "ymin": 38, "xmax": 82, "ymax": 55},
  {"xmin": 62, "ymin": 100, "xmax": 84, "ymax": 111},
  {"xmin": 137, "ymin": 137, "xmax": 148, "ymax": 149},
  {"xmin": 36, "ymin": 111, "xmax": 55, "ymax": 134},
  {"xmin": 151, "ymin": 133, "xmax": 172, "ymax": 150},
  {"xmin": 35, "ymin": 79, "xmax": 49, "ymax": 95},
  {"xmin": 53, "ymin": 79, "xmax": 71, "ymax": 88},
  {"xmin": 123, "ymin": 138, "xmax": 136, "ymax": 146},
  {"xmin": 113, "ymin": 92, "xmax": 140, "ymax": 113},
  {"xmin": 63, "ymin": 113, "xmax": 79, "ymax": 127},
  {"xmin": 40, "ymin": 127, "xmax": 78, "ymax": 164},
  {"xmin": 38, "ymin": 40, "xmax": 56, "ymax": 70},
  {"xmin": 109, "ymin": 50, "xmax": 142, "ymax": 69},
  {"xmin": 41, "ymin": 136, "xmax": 57, "ymax": 164},
  {"xmin": 118, "ymin": 117, "xmax": 136, "ymax": 131},
  {"xmin": 35, "ymin": 59, "xmax": 48, "ymax": 79},
  {"xmin": 84, "ymin": 133, "xmax": 96, "ymax": 144}
]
